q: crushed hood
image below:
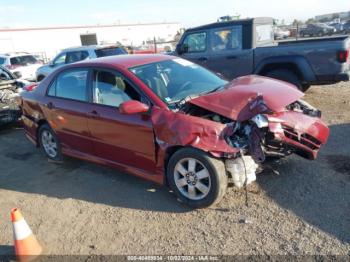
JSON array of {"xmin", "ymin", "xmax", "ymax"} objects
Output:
[{"xmin": 189, "ymin": 75, "xmax": 304, "ymax": 121}]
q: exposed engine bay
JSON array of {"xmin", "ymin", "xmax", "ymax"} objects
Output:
[
  {"xmin": 181, "ymin": 98, "xmax": 326, "ymax": 188},
  {"xmin": 0, "ymin": 79, "xmax": 22, "ymax": 126}
]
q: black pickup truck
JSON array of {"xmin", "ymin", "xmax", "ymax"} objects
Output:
[{"xmin": 174, "ymin": 17, "xmax": 350, "ymax": 91}]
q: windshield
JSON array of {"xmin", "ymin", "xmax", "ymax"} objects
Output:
[
  {"xmin": 129, "ymin": 58, "xmax": 228, "ymax": 105},
  {"xmin": 95, "ymin": 47, "xmax": 128, "ymax": 57},
  {"xmin": 10, "ymin": 55, "xmax": 38, "ymax": 65}
]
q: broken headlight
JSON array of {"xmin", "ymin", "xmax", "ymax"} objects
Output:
[{"xmin": 251, "ymin": 114, "xmax": 269, "ymax": 128}]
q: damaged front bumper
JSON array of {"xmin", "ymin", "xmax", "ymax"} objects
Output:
[{"xmin": 266, "ymin": 111, "xmax": 329, "ymax": 160}]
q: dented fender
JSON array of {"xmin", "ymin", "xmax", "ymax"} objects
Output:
[{"xmin": 151, "ymin": 107, "xmax": 239, "ymax": 158}]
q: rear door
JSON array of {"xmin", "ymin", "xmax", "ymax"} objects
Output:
[
  {"xmin": 65, "ymin": 51, "xmax": 90, "ymax": 64},
  {"xmin": 45, "ymin": 68, "xmax": 93, "ymax": 154},
  {"xmin": 206, "ymin": 26, "xmax": 253, "ymax": 80},
  {"xmin": 179, "ymin": 31, "xmax": 210, "ymax": 67},
  {"xmin": 86, "ymin": 68, "xmax": 157, "ymax": 173}
]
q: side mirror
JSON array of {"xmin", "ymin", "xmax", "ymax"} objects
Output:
[
  {"xmin": 119, "ymin": 100, "xmax": 149, "ymax": 115},
  {"xmin": 176, "ymin": 44, "xmax": 189, "ymax": 55}
]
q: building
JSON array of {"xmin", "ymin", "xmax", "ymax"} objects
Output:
[{"xmin": 0, "ymin": 22, "xmax": 182, "ymax": 59}]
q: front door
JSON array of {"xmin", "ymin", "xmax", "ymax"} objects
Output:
[
  {"xmin": 86, "ymin": 69, "xmax": 157, "ymax": 173},
  {"xmin": 180, "ymin": 31, "xmax": 210, "ymax": 67}
]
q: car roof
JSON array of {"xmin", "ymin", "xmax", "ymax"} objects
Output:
[
  {"xmin": 0, "ymin": 52, "xmax": 33, "ymax": 57},
  {"xmin": 61, "ymin": 45, "xmax": 122, "ymax": 52},
  {"xmin": 75, "ymin": 54, "xmax": 174, "ymax": 69},
  {"xmin": 185, "ymin": 17, "xmax": 273, "ymax": 32}
]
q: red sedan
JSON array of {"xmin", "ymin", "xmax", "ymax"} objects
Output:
[{"xmin": 20, "ymin": 55, "xmax": 329, "ymax": 208}]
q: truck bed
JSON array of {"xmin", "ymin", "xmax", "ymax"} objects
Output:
[{"xmin": 254, "ymin": 36, "xmax": 350, "ymax": 83}]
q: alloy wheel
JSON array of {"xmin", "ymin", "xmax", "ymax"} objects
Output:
[
  {"xmin": 174, "ymin": 158, "xmax": 211, "ymax": 201},
  {"xmin": 41, "ymin": 130, "xmax": 58, "ymax": 158}
]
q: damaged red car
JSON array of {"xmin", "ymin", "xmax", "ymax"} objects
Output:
[{"xmin": 20, "ymin": 55, "xmax": 329, "ymax": 208}]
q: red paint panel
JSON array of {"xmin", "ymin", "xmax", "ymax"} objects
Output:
[
  {"xmin": 151, "ymin": 107, "xmax": 239, "ymax": 157},
  {"xmin": 189, "ymin": 75, "xmax": 304, "ymax": 121}
]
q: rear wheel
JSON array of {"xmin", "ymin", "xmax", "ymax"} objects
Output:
[
  {"xmin": 265, "ymin": 69, "xmax": 304, "ymax": 91},
  {"xmin": 166, "ymin": 148, "xmax": 227, "ymax": 208},
  {"xmin": 38, "ymin": 124, "xmax": 62, "ymax": 161}
]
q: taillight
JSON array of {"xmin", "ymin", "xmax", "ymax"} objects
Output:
[
  {"xmin": 337, "ymin": 50, "xmax": 349, "ymax": 63},
  {"xmin": 24, "ymin": 83, "xmax": 38, "ymax": 92}
]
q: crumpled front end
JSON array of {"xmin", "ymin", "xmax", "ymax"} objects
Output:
[
  {"xmin": 0, "ymin": 85, "xmax": 22, "ymax": 126},
  {"xmin": 152, "ymin": 75, "xmax": 329, "ymax": 188},
  {"xmin": 265, "ymin": 110, "xmax": 329, "ymax": 160}
]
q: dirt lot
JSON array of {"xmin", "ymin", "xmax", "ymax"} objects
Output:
[{"xmin": 0, "ymin": 82, "xmax": 349, "ymax": 256}]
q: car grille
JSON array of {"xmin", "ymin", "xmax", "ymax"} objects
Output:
[{"xmin": 282, "ymin": 125, "xmax": 321, "ymax": 150}]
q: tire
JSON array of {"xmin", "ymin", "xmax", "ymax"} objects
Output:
[
  {"xmin": 265, "ymin": 69, "xmax": 304, "ymax": 91},
  {"xmin": 166, "ymin": 147, "xmax": 227, "ymax": 208},
  {"xmin": 38, "ymin": 123, "xmax": 62, "ymax": 161}
]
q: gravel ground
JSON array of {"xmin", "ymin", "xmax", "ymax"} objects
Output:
[{"xmin": 0, "ymin": 82, "xmax": 349, "ymax": 256}]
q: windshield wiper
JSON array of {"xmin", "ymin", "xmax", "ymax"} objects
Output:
[{"xmin": 169, "ymin": 84, "xmax": 226, "ymax": 109}]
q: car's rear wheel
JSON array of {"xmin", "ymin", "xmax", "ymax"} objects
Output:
[
  {"xmin": 38, "ymin": 124, "xmax": 62, "ymax": 161},
  {"xmin": 166, "ymin": 148, "xmax": 227, "ymax": 208}
]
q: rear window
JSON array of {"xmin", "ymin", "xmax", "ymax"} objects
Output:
[
  {"xmin": 10, "ymin": 55, "xmax": 37, "ymax": 66},
  {"xmin": 0, "ymin": 57, "xmax": 5, "ymax": 65},
  {"xmin": 95, "ymin": 47, "xmax": 127, "ymax": 57},
  {"xmin": 256, "ymin": 24, "xmax": 274, "ymax": 46}
]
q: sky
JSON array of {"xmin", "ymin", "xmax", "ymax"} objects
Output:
[{"xmin": 0, "ymin": 0, "xmax": 349, "ymax": 29}]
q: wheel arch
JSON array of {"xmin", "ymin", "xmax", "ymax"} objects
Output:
[
  {"xmin": 36, "ymin": 119, "xmax": 49, "ymax": 146},
  {"xmin": 163, "ymin": 145, "xmax": 186, "ymax": 186},
  {"xmin": 254, "ymin": 56, "xmax": 316, "ymax": 83}
]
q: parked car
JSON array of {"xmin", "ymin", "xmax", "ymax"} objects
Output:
[
  {"xmin": 299, "ymin": 23, "xmax": 336, "ymax": 37},
  {"xmin": 343, "ymin": 22, "xmax": 350, "ymax": 34},
  {"xmin": 329, "ymin": 22, "xmax": 344, "ymax": 33},
  {"xmin": 174, "ymin": 18, "xmax": 350, "ymax": 91},
  {"xmin": 36, "ymin": 45, "xmax": 128, "ymax": 82},
  {"xmin": 0, "ymin": 53, "xmax": 43, "ymax": 81},
  {"xmin": 274, "ymin": 27, "xmax": 290, "ymax": 39},
  {"xmin": 0, "ymin": 66, "xmax": 26, "ymax": 126},
  {"xmin": 20, "ymin": 55, "xmax": 329, "ymax": 208}
]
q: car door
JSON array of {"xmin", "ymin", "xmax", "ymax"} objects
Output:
[
  {"xmin": 86, "ymin": 68, "xmax": 157, "ymax": 173},
  {"xmin": 179, "ymin": 31, "xmax": 210, "ymax": 67},
  {"xmin": 45, "ymin": 68, "xmax": 94, "ymax": 154},
  {"xmin": 206, "ymin": 26, "xmax": 253, "ymax": 80}
]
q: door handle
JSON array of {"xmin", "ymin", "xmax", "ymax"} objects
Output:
[
  {"xmin": 46, "ymin": 102, "xmax": 54, "ymax": 109},
  {"xmin": 226, "ymin": 55, "xmax": 238, "ymax": 60},
  {"xmin": 198, "ymin": 57, "xmax": 208, "ymax": 61},
  {"xmin": 89, "ymin": 110, "xmax": 100, "ymax": 118}
]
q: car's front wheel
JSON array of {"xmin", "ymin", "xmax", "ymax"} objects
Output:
[
  {"xmin": 167, "ymin": 148, "xmax": 227, "ymax": 208},
  {"xmin": 38, "ymin": 124, "xmax": 62, "ymax": 161}
]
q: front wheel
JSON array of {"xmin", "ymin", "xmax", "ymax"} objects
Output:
[
  {"xmin": 166, "ymin": 148, "xmax": 227, "ymax": 208},
  {"xmin": 38, "ymin": 124, "xmax": 62, "ymax": 161}
]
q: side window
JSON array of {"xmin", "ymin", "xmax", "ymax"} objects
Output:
[
  {"xmin": 53, "ymin": 53, "xmax": 67, "ymax": 66},
  {"xmin": 256, "ymin": 24, "xmax": 274, "ymax": 45},
  {"xmin": 48, "ymin": 69, "xmax": 88, "ymax": 102},
  {"xmin": 66, "ymin": 51, "xmax": 89, "ymax": 64},
  {"xmin": 211, "ymin": 26, "xmax": 242, "ymax": 52},
  {"xmin": 92, "ymin": 70, "xmax": 141, "ymax": 107},
  {"xmin": 183, "ymin": 32, "xmax": 207, "ymax": 53},
  {"xmin": 0, "ymin": 57, "xmax": 6, "ymax": 65}
]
